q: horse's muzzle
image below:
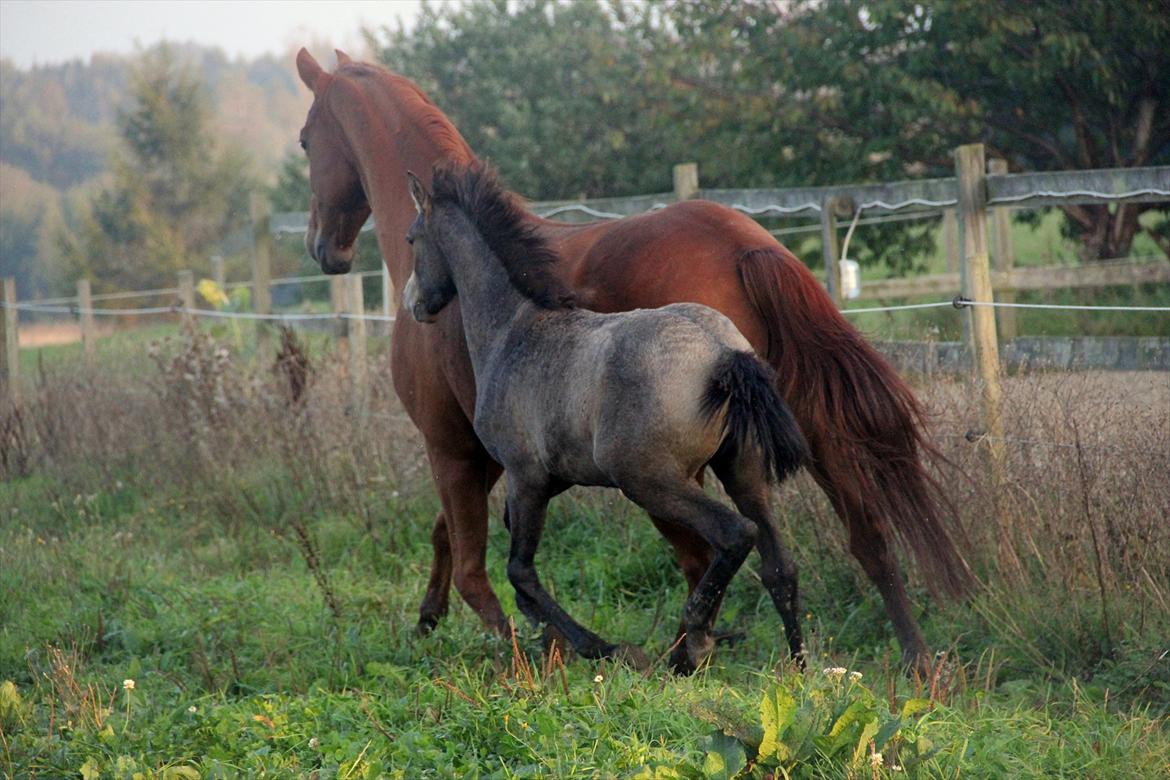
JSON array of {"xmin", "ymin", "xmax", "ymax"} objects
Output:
[{"xmin": 316, "ymin": 237, "xmax": 354, "ymax": 275}]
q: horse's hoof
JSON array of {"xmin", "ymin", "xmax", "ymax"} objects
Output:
[
  {"xmin": 416, "ymin": 615, "xmax": 441, "ymax": 635},
  {"xmin": 613, "ymin": 643, "xmax": 652, "ymax": 671},
  {"xmin": 668, "ymin": 647, "xmax": 696, "ymax": 676}
]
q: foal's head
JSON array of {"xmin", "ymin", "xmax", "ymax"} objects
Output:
[{"xmin": 403, "ymin": 162, "xmax": 575, "ymax": 323}]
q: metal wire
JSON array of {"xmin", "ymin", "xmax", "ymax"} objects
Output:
[{"xmin": 988, "ymin": 187, "xmax": 1170, "ymax": 206}]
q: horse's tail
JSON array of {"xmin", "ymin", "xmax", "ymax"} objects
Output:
[
  {"xmin": 702, "ymin": 350, "xmax": 809, "ymax": 486},
  {"xmin": 736, "ymin": 246, "xmax": 975, "ymax": 600}
]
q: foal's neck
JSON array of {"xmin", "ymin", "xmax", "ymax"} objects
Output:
[{"xmin": 436, "ymin": 210, "xmax": 532, "ymax": 373}]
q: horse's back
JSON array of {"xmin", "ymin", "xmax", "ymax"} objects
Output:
[{"xmin": 554, "ymin": 201, "xmax": 777, "ymax": 353}]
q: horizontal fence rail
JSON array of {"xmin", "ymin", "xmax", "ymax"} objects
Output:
[{"xmin": 3, "ymin": 150, "xmax": 1168, "ymax": 410}]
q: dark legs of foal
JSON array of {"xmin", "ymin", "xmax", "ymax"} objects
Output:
[
  {"xmin": 503, "ymin": 476, "xmax": 637, "ymax": 661},
  {"xmin": 622, "ymin": 480, "xmax": 758, "ymax": 674},
  {"xmin": 712, "ymin": 459, "xmax": 804, "ymax": 663}
]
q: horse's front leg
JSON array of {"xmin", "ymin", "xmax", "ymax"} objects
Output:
[
  {"xmin": 420, "ymin": 448, "xmax": 507, "ymax": 634},
  {"xmin": 504, "ymin": 475, "xmax": 647, "ymax": 666}
]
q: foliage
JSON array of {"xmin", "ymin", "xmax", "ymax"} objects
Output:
[
  {"xmin": 0, "ymin": 43, "xmax": 309, "ymax": 297},
  {"xmin": 665, "ymin": 0, "xmax": 1170, "ymax": 260},
  {"xmin": 369, "ymin": 0, "xmax": 1169, "ymax": 267},
  {"xmin": 59, "ymin": 46, "xmax": 256, "ymax": 292},
  {"xmin": 372, "ymin": 0, "xmax": 690, "ymax": 199}
]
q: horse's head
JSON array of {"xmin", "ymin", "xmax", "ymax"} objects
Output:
[
  {"xmin": 296, "ymin": 48, "xmax": 370, "ymax": 275},
  {"xmin": 402, "ymin": 171, "xmax": 455, "ymax": 323}
]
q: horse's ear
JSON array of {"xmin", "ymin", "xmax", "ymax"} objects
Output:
[
  {"xmin": 406, "ymin": 171, "xmax": 432, "ymax": 216},
  {"xmin": 335, "ymin": 49, "xmax": 353, "ymax": 66},
  {"xmin": 296, "ymin": 48, "xmax": 325, "ymax": 92}
]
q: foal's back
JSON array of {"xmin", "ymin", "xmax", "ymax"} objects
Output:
[{"xmin": 472, "ymin": 302, "xmax": 753, "ymax": 487}]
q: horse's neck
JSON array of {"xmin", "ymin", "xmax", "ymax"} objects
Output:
[
  {"xmin": 438, "ymin": 217, "xmax": 529, "ymax": 374},
  {"xmin": 341, "ymin": 79, "xmax": 474, "ymax": 289}
]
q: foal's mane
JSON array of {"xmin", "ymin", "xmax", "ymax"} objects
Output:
[{"xmin": 432, "ymin": 163, "xmax": 575, "ymax": 310}]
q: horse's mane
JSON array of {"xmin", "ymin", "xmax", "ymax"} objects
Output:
[
  {"xmin": 432, "ymin": 162, "xmax": 575, "ymax": 310},
  {"xmin": 337, "ymin": 62, "xmax": 475, "ymax": 162}
]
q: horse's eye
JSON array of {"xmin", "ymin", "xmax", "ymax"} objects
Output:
[{"xmin": 405, "ymin": 234, "xmax": 414, "ymax": 245}]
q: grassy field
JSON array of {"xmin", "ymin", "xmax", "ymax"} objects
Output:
[{"xmin": 2, "ymin": 327, "xmax": 1169, "ymax": 778}]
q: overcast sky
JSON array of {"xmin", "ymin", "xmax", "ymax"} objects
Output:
[{"xmin": 0, "ymin": 0, "xmax": 423, "ymax": 68}]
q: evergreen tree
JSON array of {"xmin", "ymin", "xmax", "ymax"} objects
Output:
[{"xmin": 63, "ymin": 46, "xmax": 254, "ymax": 291}]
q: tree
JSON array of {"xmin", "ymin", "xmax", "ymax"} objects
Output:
[
  {"xmin": 664, "ymin": 0, "xmax": 1170, "ymax": 260},
  {"xmin": 371, "ymin": 0, "xmax": 689, "ymax": 199},
  {"xmin": 63, "ymin": 46, "xmax": 254, "ymax": 291}
]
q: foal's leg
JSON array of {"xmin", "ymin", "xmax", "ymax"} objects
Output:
[
  {"xmin": 623, "ymin": 480, "xmax": 758, "ymax": 674},
  {"xmin": 712, "ymin": 458, "xmax": 804, "ymax": 663},
  {"xmin": 504, "ymin": 475, "xmax": 630, "ymax": 661}
]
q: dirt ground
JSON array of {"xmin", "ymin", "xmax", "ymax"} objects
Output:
[{"xmin": 18, "ymin": 322, "xmax": 112, "ymax": 347}]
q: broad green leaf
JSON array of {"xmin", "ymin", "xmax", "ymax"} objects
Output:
[
  {"xmin": 702, "ymin": 731, "xmax": 747, "ymax": 780},
  {"xmin": 851, "ymin": 716, "xmax": 881, "ymax": 766},
  {"xmin": 901, "ymin": 698, "xmax": 932, "ymax": 720},
  {"xmin": 759, "ymin": 685, "xmax": 797, "ymax": 759},
  {"xmin": 79, "ymin": 758, "xmax": 101, "ymax": 780}
]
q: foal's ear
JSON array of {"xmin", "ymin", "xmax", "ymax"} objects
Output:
[
  {"xmin": 335, "ymin": 49, "xmax": 353, "ymax": 67},
  {"xmin": 296, "ymin": 48, "xmax": 325, "ymax": 92},
  {"xmin": 406, "ymin": 171, "xmax": 432, "ymax": 216}
]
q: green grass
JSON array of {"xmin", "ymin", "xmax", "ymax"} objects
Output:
[
  {"xmin": 3, "ymin": 460, "xmax": 1168, "ymax": 778},
  {"xmin": 3, "ymin": 284, "xmax": 1168, "ymax": 778}
]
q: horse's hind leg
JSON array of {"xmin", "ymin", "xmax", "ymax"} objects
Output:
[
  {"xmin": 711, "ymin": 458, "xmax": 804, "ymax": 663},
  {"xmin": 622, "ymin": 480, "xmax": 757, "ymax": 674},
  {"xmin": 504, "ymin": 475, "xmax": 631, "ymax": 662}
]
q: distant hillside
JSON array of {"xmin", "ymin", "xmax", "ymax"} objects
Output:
[
  {"xmin": 0, "ymin": 42, "xmax": 310, "ymax": 191},
  {"xmin": 0, "ymin": 42, "xmax": 313, "ymax": 298}
]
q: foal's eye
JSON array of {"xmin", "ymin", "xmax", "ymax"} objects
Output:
[{"xmin": 299, "ymin": 138, "xmax": 307, "ymax": 152}]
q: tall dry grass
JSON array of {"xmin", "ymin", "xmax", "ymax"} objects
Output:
[{"xmin": 3, "ymin": 326, "xmax": 1167, "ymax": 692}]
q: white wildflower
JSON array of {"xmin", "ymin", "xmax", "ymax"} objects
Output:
[
  {"xmin": 188, "ymin": 706, "xmax": 197, "ymax": 713},
  {"xmin": 122, "ymin": 679, "xmax": 135, "ymax": 691},
  {"xmin": 870, "ymin": 752, "xmax": 884, "ymax": 769},
  {"xmin": 593, "ymin": 674, "xmax": 604, "ymax": 683},
  {"xmin": 822, "ymin": 667, "xmax": 847, "ymax": 677},
  {"xmin": 849, "ymin": 671, "xmax": 863, "ymax": 681},
  {"xmin": 308, "ymin": 737, "xmax": 319, "ymax": 749}
]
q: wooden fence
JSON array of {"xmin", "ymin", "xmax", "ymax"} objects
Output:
[{"xmin": 3, "ymin": 145, "xmax": 1168, "ymax": 410}]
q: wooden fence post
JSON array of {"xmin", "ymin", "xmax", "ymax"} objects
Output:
[
  {"xmin": 77, "ymin": 279, "xmax": 96, "ymax": 364},
  {"xmin": 250, "ymin": 194, "xmax": 273, "ymax": 362},
  {"xmin": 210, "ymin": 255, "xmax": 225, "ymax": 288},
  {"xmin": 177, "ymin": 270, "xmax": 195, "ymax": 328},
  {"xmin": 1, "ymin": 278, "xmax": 18, "ymax": 404},
  {"xmin": 821, "ymin": 196, "xmax": 847, "ymax": 305},
  {"xmin": 987, "ymin": 158, "xmax": 1018, "ymax": 341},
  {"xmin": 347, "ymin": 274, "xmax": 367, "ymax": 407},
  {"xmin": 382, "ymin": 264, "xmax": 394, "ymax": 321},
  {"xmin": 954, "ymin": 143, "xmax": 1010, "ymax": 539},
  {"xmin": 942, "ymin": 208, "xmax": 959, "ymax": 274},
  {"xmin": 330, "ymin": 275, "xmax": 348, "ymax": 351},
  {"xmin": 673, "ymin": 162, "xmax": 699, "ymax": 201}
]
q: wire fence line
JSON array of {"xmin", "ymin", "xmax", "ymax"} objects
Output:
[{"xmin": 3, "ymin": 297, "xmax": 1166, "ymax": 321}]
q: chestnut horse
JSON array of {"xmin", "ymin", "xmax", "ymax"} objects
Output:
[{"xmin": 295, "ymin": 48, "xmax": 972, "ymax": 668}]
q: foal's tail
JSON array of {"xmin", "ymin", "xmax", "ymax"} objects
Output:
[{"xmin": 702, "ymin": 351, "xmax": 809, "ymax": 485}]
